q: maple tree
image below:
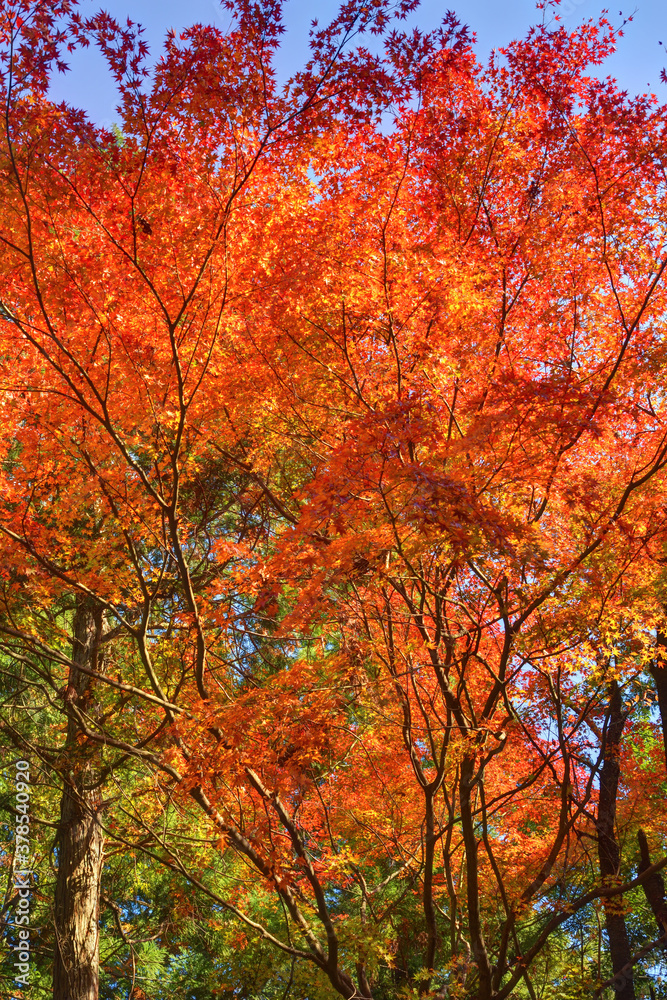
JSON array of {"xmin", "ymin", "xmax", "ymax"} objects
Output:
[{"xmin": 1, "ymin": 1, "xmax": 667, "ymax": 999}]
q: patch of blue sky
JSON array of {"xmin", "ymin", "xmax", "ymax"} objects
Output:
[{"xmin": 48, "ymin": 0, "xmax": 667, "ymax": 129}]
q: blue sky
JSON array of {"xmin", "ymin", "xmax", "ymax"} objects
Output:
[{"xmin": 48, "ymin": 0, "xmax": 667, "ymax": 125}]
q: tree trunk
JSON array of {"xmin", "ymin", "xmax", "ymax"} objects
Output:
[
  {"xmin": 651, "ymin": 631, "xmax": 667, "ymax": 770},
  {"xmin": 637, "ymin": 830, "xmax": 667, "ymax": 940},
  {"xmin": 597, "ymin": 681, "xmax": 635, "ymax": 1000},
  {"xmin": 460, "ymin": 755, "xmax": 493, "ymax": 1000},
  {"xmin": 53, "ymin": 596, "xmax": 105, "ymax": 1000}
]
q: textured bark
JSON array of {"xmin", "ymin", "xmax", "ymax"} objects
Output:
[
  {"xmin": 597, "ymin": 681, "xmax": 635, "ymax": 1000},
  {"xmin": 53, "ymin": 597, "xmax": 105, "ymax": 1000}
]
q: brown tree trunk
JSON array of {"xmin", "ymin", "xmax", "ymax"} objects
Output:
[
  {"xmin": 53, "ymin": 596, "xmax": 105, "ymax": 1000},
  {"xmin": 637, "ymin": 830, "xmax": 667, "ymax": 940},
  {"xmin": 460, "ymin": 755, "xmax": 493, "ymax": 1000},
  {"xmin": 652, "ymin": 631, "xmax": 667, "ymax": 770},
  {"xmin": 597, "ymin": 681, "xmax": 635, "ymax": 1000}
]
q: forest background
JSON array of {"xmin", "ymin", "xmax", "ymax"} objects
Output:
[{"xmin": 1, "ymin": 1, "xmax": 667, "ymax": 1000}]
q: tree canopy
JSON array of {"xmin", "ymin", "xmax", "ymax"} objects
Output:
[{"xmin": 0, "ymin": 2, "xmax": 666, "ymax": 999}]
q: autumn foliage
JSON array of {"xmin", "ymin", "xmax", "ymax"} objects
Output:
[{"xmin": 0, "ymin": 1, "xmax": 667, "ymax": 998}]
